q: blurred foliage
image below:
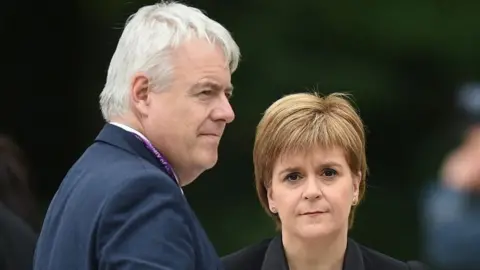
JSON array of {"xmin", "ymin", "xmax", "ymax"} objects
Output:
[
  {"xmin": 74, "ymin": 0, "xmax": 480, "ymax": 260},
  {"xmin": 6, "ymin": 0, "xmax": 480, "ymax": 262}
]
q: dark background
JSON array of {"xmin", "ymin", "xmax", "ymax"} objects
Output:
[{"xmin": 3, "ymin": 0, "xmax": 480, "ymax": 260}]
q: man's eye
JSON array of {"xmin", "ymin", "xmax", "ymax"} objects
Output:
[{"xmin": 200, "ymin": 90, "xmax": 213, "ymax": 95}]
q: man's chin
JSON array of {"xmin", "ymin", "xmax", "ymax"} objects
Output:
[
  {"xmin": 203, "ymin": 156, "xmax": 218, "ymax": 170},
  {"xmin": 193, "ymin": 151, "xmax": 218, "ymax": 171}
]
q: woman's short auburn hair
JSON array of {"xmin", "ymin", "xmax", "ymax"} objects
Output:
[{"xmin": 253, "ymin": 92, "xmax": 367, "ymax": 229}]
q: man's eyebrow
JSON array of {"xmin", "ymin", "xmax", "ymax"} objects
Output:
[{"xmin": 192, "ymin": 81, "xmax": 233, "ymax": 92}]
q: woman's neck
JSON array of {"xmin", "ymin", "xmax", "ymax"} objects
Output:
[{"xmin": 282, "ymin": 230, "xmax": 348, "ymax": 270}]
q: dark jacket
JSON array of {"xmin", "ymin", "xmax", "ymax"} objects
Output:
[
  {"xmin": 34, "ymin": 124, "xmax": 223, "ymax": 270},
  {"xmin": 222, "ymin": 235, "xmax": 427, "ymax": 270},
  {"xmin": 0, "ymin": 202, "xmax": 37, "ymax": 270}
]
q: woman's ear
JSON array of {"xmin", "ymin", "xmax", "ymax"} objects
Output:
[
  {"xmin": 352, "ymin": 171, "xmax": 361, "ymax": 202},
  {"xmin": 266, "ymin": 187, "xmax": 276, "ymax": 213}
]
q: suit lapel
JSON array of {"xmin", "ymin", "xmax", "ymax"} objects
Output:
[
  {"xmin": 343, "ymin": 238, "xmax": 366, "ymax": 270},
  {"xmin": 261, "ymin": 236, "xmax": 289, "ymax": 270}
]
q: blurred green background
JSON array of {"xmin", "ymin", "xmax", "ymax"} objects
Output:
[{"xmin": 4, "ymin": 0, "xmax": 480, "ymax": 261}]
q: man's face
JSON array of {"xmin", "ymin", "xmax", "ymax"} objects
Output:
[{"xmin": 141, "ymin": 38, "xmax": 235, "ymax": 185}]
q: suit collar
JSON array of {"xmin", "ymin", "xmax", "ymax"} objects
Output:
[
  {"xmin": 94, "ymin": 123, "xmax": 178, "ymax": 186},
  {"xmin": 343, "ymin": 238, "xmax": 365, "ymax": 270},
  {"xmin": 261, "ymin": 235, "xmax": 365, "ymax": 270},
  {"xmin": 262, "ymin": 236, "xmax": 289, "ymax": 270}
]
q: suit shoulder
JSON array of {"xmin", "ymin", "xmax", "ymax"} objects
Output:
[
  {"xmin": 61, "ymin": 143, "xmax": 181, "ymax": 214},
  {"xmin": 358, "ymin": 243, "xmax": 427, "ymax": 270},
  {"xmin": 83, "ymin": 142, "xmax": 154, "ymax": 174},
  {"xmin": 221, "ymin": 239, "xmax": 271, "ymax": 270},
  {"xmin": 74, "ymin": 141, "xmax": 177, "ymax": 190}
]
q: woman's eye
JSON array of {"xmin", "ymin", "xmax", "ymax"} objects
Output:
[
  {"xmin": 323, "ymin": 168, "xmax": 337, "ymax": 177},
  {"xmin": 285, "ymin": 172, "xmax": 301, "ymax": 182}
]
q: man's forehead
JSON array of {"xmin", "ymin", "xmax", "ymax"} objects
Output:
[{"xmin": 173, "ymin": 39, "xmax": 227, "ymax": 63}]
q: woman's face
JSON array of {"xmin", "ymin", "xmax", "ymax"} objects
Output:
[{"xmin": 267, "ymin": 145, "xmax": 360, "ymax": 240}]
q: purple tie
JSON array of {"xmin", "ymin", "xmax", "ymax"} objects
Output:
[{"xmin": 134, "ymin": 134, "xmax": 177, "ymax": 182}]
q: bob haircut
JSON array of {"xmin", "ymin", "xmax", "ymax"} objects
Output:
[{"xmin": 253, "ymin": 92, "xmax": 367, "ymax": 228}]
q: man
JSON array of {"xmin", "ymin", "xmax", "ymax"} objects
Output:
[
  {"xmin": 0, "ymin": 135, "xmax": 39, "ymax": 270},
  {"xmin": 34, "ymin": 2, "xmax": 240, "ymax": 269},
  {"xmin": 421, "ymin": 85, "xmax": 480, "ymax": 270},
  {"xmin": 0, "ymin": 202, "xmax": 37, "ymax": 270}
]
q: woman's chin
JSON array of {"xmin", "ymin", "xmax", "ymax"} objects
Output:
[{"xmin": 296, "ymin": 223, "xmax": 335, "ymax": 239}]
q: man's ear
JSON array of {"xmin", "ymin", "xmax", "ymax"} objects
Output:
[{"xmin": 130, "ymin": 73, "xmax": 150, "ymax": 115}]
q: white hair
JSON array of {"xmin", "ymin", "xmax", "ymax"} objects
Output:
[{"xmin": 99, "ymin": 1, "xmax": 241, "ymax": 120}]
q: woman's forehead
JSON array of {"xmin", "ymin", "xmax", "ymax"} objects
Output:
[{"xmin": 274, "ymin": 145, "xmax": 348, "ymax": 167}]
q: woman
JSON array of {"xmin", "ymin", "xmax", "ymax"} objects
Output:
[{"xmin": 222, "ymin": 93, "xmax": 426, "ymax": 270}]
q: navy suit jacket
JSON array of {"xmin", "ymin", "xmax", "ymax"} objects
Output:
[{"xmin": 34, "ymin": 124, "xmax": 223, "ymax": 270}]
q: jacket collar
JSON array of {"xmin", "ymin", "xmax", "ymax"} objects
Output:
[
  {"xmin": 94, "ymin": 123, "xmax": 178, "ymax": 186},
  {"xmin": 261, "ymin": 235, "xmax": 365, "ymax": 270}
]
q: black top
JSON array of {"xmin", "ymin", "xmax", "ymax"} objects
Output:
[{"xmin": 222, "ymin": 235, "xmax": 427, "ymax": 270}]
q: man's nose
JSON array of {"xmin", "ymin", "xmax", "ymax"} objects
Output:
[{"xmin": 213, "ymin": 95, "xmax": 235, "ymax": 123}]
